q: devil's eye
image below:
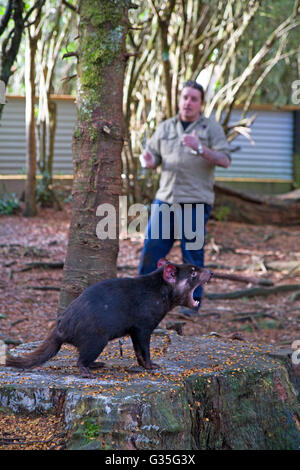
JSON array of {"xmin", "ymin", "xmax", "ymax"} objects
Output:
[{"xmin": 191, "ymin": 270, "xmax": 197, "ymax": 278}]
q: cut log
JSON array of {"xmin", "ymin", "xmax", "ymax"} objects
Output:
[{"xmin": 214, "ymin": 184, "xmax": 300, "ymax": 225}]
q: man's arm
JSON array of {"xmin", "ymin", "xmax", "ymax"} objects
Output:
[
  {"xmin": 181, "ymin": 131, "xmax": 230, "ymax": 168},
  {"xmin": 139, "ymin": 150, "xmax": 157, "ymax": 169},
  {"xmin": 200, "ymin": 145, "xmax": 230, "ymax": 168},
  {"xmin": 139, "ymin": 123, "xmax": 164, "ymax": 169}
]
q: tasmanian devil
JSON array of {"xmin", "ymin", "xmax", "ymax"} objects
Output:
[{"xmin": 4, "ymin": 258, "xmax": 212, "ymax": 378}]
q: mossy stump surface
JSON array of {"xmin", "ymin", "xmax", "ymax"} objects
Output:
[{"xmin": 0, "ymin": 332, "xmax": 299, "ymax": 450}]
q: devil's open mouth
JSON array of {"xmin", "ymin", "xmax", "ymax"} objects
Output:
[
  {"xmin": 188, "ymin": 275, "xmax": 212, "ymax": 308},
  {"xmin": 189, "ymin": 291, "xmax": 200, "ymax": 308}
]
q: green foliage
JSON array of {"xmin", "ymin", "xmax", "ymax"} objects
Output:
[
  {"xmin": 213, "ymin": 205, "xmax": 230, "ymax": 222},
  {"xmin": 36, "ymin": 171, "xmax": 61, "ymax": 208},
  {"xmin": 236, "ymin": 0, "xmax": 299, "ymax": 106},
  {"xmin": 0, "ymin": 193, "xmax": 20, "ymax": 215},
  {"xmin": 72, "ymin": 417, "xmax": 101, "ymax": 446}
]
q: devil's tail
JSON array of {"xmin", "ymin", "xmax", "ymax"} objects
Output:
[{"xmin": 5, "ymin": 328, "xmax": 62, "ymax": 369}]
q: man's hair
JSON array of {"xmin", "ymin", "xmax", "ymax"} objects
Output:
[{"xmin": 182, "ymin": 80, "xmax": 204, "ymax": 102}]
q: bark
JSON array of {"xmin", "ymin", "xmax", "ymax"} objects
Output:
[
  {"xmin": 58, "ymin": 0, "xmax": 131, "ymax": 313},
  {"xmin": 0, "ymin": 0, "xmax": 24, "ymax": 120},
  {"xmin": 2, "ymin": 336, "xmax": 300, "ymax": 450},
  {"xmin": 23, "ymin": 26, "xmax": 39, "ymax": 217}
]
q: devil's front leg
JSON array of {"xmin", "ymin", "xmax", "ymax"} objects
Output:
[{"xmin": 130, "ymin": 329, "xmax": 160, "ymax": 370}]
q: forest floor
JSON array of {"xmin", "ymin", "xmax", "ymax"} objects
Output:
[{"xmin": 0, "ymin": 202, "xmax": 300, "ymax": 449}]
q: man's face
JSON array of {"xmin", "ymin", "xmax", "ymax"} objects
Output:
[{"xmin": 178, "ymin": 87, "xmax": 202, "ymax": 122}]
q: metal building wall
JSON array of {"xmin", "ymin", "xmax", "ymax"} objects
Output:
[
  {"xmin": 216, "ymin": 108, "xmax": 294, "ymax": 181},
  {"xmin": 0, "ymin": 96, "xmax": 295, "ymax": 182},
  {"xmin": 0, "ymin": 97, "xmax": 26, "ymax": 174},
  {"xmin": 0, "ymin": 96, "xmax": 76, "ymax": 175}
]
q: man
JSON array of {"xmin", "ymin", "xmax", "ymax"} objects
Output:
[{"xmin": 139, "ymin": 80, "xmax": 231, "ymax": 316}]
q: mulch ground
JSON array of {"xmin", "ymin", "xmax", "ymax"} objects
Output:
[{"xmin": 0, "ymin": 202, "xmax": 300, "ymax": 449}]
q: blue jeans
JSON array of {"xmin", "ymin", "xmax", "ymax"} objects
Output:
[{"xmin": 138, "ymin": 199, "xmax": 211, "ymax": 301}]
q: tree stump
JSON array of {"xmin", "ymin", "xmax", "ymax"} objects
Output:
[{"xmin": 1, "ymin": 332, "xmax": 299, "ymax": 450}]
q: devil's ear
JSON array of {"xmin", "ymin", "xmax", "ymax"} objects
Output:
[
  {"xmin": 162, "ymin": 263, "xmax": 177, "ymax": 284},
  {"xmin": 157, "ymin": 258, "xmax": 168, "ymax": 268}
]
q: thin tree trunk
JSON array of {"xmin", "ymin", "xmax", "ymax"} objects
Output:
[
  {"xmin": 23, "ymin": 29, "xmax": 38, "ymax": 217},
  {"xmin": 58, "ymin": 0, "xmax": 131, "ymax": 313},
  {"xmin": 47, "ymin": 99, "xmax": 57, "ymax": 182},
  {"xmin": 0, "ymin": 0, "xmax": 24, "ymax": 121}
]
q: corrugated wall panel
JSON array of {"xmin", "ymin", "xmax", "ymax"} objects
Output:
[
  {"xmin": 215, "ymin": 109, "xmax": 294, "ymax": 180},
  {"xmin": 52, "ymin": 99, "xmax": 76, "ymax": 174},
  {"xmin": 0, "ymin": 97, "xmax": 295, "ymax": 181},
  {"xmin": 0, "ymin": 97, "xmax": 77, "ymax": 175},
  {"xmin": 0, "ymin": 99, "xmax": 26, "ymax": 174}
]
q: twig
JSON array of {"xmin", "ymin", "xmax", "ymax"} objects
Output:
[
  {"xmin": 213, "ymin": 271, "xmax": 273, "ymax": 286},
  {"xmin": 60, "ymin": 74, "xmax": 77, "ymax": 82},
  {"xmin": 0, "ymin": 431, "xmax": 66, "ymax": 447},
  {"xmin": 4, "ymin": 260, "xmax": 16, "ymax": 267},
  {"xmin": 62, "ymin": 51, "xmax": 78, "ymax": 60},
  {"xmin": 18, "ymin": 261, "xmax": 64, "ymax": 272},
  {"xmin": 205, "ymin": 284, "xmax": 300, "ymax": 300},
  {"xmin": 117, "ymin": 264, "xmax": 137, "ymax": 271},
  {"xmin": 0, "ymin": 336, "xmax": 22, "ymax": 345},
  {"xmin": 25, "ymin": 286, "xmax": 60, "ymax": 291},
  {"xmin": 10, "ymin": 318, "xmax": 27, "ymax": 327},
  {"xmin": 62, "ymin": 0, "xmax": 78, "ymax": 13}
]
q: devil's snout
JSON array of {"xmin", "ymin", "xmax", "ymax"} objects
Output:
[{"xmin": 201, "ymin": 269, "xmax": 213, "ymax": 282}]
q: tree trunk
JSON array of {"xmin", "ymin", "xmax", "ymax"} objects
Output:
[
  {"xmin": 58, "ymin": 0, "xmax": 130, "ymax": 313},
  {"xmin": 0, "ymin": 0, "xmax": 24, "ymax": 121},
  {"xmin": 23, "ymin": 28, "xmax": 38, "ymax": 217}
]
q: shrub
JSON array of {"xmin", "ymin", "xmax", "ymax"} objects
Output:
[{"xmin": 0, "ymin": 193, "xmax": 20, "ymax": 215}]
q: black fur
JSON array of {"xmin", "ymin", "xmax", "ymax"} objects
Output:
[{"xmin": 5, "ymin": 259, "xmax": 212, "ymax": 378}]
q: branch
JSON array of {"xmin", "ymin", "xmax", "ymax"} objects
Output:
[
  {"xmin": 0, "ymin": 0, "xmax": 24, "ymax": 84},
  {"xmin": 23, "ymin": 0, "xmax": 45, "ymax": 27},
  {"xmin": 62, "ymin": 51, "xmax": 79, "ymax": 60},
  {"xmin": 212, "ymin": 271, "xmax": 273, "ymax": 286},
  {"xmin": 206, "ymin": 0, "xmax": 300, "ymax": 119},
  {"xmin": 62, "ymin": 0, "xmax": 78, "ymax": 13},
  {"xmin": 206, "ymin": 284, "xmax": 300, "ymax": 300},
  {"xmin": 60, "ymin": 74, "xmax": 77, "ymax": 82},
  {"xmin": 241, "ymin": 45, "xmax": 300, "ymax": 118},
  {"xmin": 148, "ymin": 0, "xmax": 161, "ymax": 20},
  {"xmin": 0, "ymin": 0, "xmax": 13, "ymax": 36}
]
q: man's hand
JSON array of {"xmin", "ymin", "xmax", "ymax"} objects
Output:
[
  {"xmin": 181, "ymin": 130, "xmax": 230, "ymax": 168},
  {"xmin": 181, "ymin": 130, "xmax": 199, "ymax": 151},
  {"xmin": 139, "ymin": 150, "xmax": 156, "ymax": 169}
]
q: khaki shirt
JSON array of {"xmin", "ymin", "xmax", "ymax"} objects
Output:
[{"xmin": 146, "ymin": 114, "xmax": 231, "ymax": 205}]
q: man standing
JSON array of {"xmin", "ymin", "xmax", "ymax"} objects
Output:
[{"xmin": 139, "ymin": 80, "xmax": 231, "ymax": 316}]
